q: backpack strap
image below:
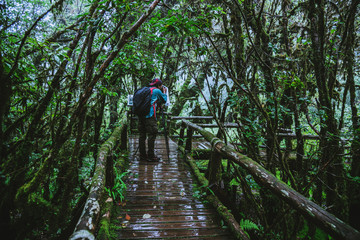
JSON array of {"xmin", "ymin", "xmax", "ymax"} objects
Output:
[{"xmin": 150, "ymin": 87, "xmax": 158, "ymax": 118}]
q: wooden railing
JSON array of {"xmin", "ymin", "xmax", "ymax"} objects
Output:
[
  {"xmin": 69, "ymin": 117, "xmax": 128, "ymax": 240},
  {"xmin": 178, "ymin": 119, "xmax": 360, "ymax": 240}
]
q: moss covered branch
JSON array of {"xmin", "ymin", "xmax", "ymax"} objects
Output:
[{"xmin": 69, "ymin": 117, "xmax": 127, "ymax": 240}]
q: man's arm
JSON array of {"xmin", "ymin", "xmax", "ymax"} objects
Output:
[{"xmin": 154, "ymin": 88, "xmax": 167, "ymax": 104}]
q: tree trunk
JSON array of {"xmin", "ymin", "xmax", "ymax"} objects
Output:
[
  {"xmin": 308, "ymin": 0, "xmax": 344, "ymax": 218},
  {"xmin": 344, "ymin": 0, "xmax": 360, "ymax": 230}
]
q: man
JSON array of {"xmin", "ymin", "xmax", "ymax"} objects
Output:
[{"xmin": 138, "ymin": 78, "xmax": 167, "ymax": 162}]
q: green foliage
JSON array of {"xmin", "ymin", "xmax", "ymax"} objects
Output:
[
  {"xmin": 240, "ymin": 218, "xmax": 259, "ymax": 235},
  {"xmin": 192, "ymin": 183, "xmax": 208, "ymax": 202},
  {"xmin": 207, "ymin": 186, "xmax": 215, "ymax": 196},
  {"xmin": 229, "ymin": 178, "xmax": 240, "ymax": 187},
  {"xmin": 1, "ymin": 0, "xmax": 360, "ymax": 239},
  {"xmin": 314, "ymin": 228, "xmax": 332, "ymax": 240},
  {"xmin": 194, "ymin": 159, "xmax": 209, "ymax": 171},
  {"xmin": 149, "ymin": 4, "xmax": 223, "ymax": 38},
  {"xmin": 220, "ymin": 219, "xmax": 228, "ymax": 229},
  {"xmin": 297, "ymin": 222, "xmax": 309, "ymax": 238},
  {"xmin": 79, "ymin": 154, "xmax": 96, "ymax": 187},
  {"xmin": 346, "ymin": 173, "xmax": 360, "ymax": 184},
  {"xmin": 297, "ymin": 221, "xmax": 333, "ymax": 240},
  {"xmin": 105, "ymin": 168, "xmax": 129, "ymax": 203},
  {"xmin": 245, "ymin": 174, "xmax": 260, "ymax": 191}
]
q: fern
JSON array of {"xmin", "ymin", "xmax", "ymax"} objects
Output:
[
  {"xmin": 240, "ymin": 219, "xmax": 259, "ymax": 231},
  {"xmin": 105, "ymin": 169, "xmax": 129, "ymax": 202}
]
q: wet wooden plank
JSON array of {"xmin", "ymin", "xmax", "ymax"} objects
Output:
[
  {"xmin": 118, "ymin": 209, "xmax": 217, "ymax": 216},
  {"xmin": 119, "ymin": 215, "xmax": 218, "ymax": 223},
  {"xmin": 112, "ymin": 135, "xmax": 235, "ymax": 239},
  {"xmin": 121, "ymin": 222, "xmax": 221, "ymax": 230},
  {"xmin": 119, "ymin": 203, "xmax": 209, "ymax": 211},
  {"xmin": 117, "ymin": 228, "xmax": 232, "ymax": 239}
]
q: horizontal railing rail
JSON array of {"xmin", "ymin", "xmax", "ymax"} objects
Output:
[{"xmin": 179, "ymin": 119, "xmax": 360, "ymax": 240}]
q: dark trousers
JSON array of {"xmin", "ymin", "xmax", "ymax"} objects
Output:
[{"xmin": 138, "ymin": 116, "xmax": 158, "ymax": 157}]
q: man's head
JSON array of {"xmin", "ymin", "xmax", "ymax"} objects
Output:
[{"xmin": 150, "ymin": 78, "xmax": 163, "ymax": 88}]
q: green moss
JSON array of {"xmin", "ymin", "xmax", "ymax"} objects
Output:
[
  {"xmin": 97, "ymin": 216, "xmax": 111, "ymax": 240},
  {"xmin": 192, "ymin": 149, "xmax": 212, "ymax": 159},
  {"xmin": 15, "ymin": 156, "xmax": 51, "ymax": 202}
]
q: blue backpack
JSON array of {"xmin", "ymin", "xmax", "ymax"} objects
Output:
[{"xmin": 132, "ymin": 87, "xmax": 156, "ymax": 117}]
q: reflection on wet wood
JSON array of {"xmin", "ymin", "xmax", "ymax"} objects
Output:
[{"xmin": 114, "ymin": 135, "xmax": 235, "ymax": 239}]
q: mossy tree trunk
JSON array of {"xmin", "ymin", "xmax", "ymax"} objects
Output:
[
  {"xmin": 308, "ymin": 0, "xmax": 345, "ymax": 220},
  {"xmin": 344, "ymin": 0, "xmax": 360, "ymax": 231}
]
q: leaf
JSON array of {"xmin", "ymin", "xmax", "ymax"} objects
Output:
[
  {"xmin": 125, "ymin": 214, "xmax": 131, "ymax": 221},
  {"xmin": 240, "ymin": 219, "xmax": 259, "ymax": 231}
]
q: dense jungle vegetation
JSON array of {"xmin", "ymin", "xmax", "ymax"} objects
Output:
[{"xmin": 1, "ymin": 0, "xmax": 359, "ymax": 239}]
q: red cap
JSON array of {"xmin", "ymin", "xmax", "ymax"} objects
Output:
[{"xmin": 150, "ymin": 78, "xmax": 162, "ymax": 86}]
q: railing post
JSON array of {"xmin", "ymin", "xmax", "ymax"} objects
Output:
[
  {"xmin": 185, "ymin": 127, "xmax": 193, "ymax": 152},
  {"xmin": 167, "ymin": 113, "xmax": 173, "ymax": 136},
  {"xmin": 178, "ymin": 122, "xmax": 185, "ymax": 147},
  {"xmin": 120, "ymin": 123, "xmax": 128, "ymax": 151},
  {"xmin": 208, "ymin": 151, "xmax": 222, "ymax": 185}
]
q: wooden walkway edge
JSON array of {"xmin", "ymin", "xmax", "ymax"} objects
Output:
[{"xmin": 112, "ymin": 135, "xmax": 235, "ymax": 239}]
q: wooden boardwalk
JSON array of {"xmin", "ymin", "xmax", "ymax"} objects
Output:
[{"xmin": 113, "ymin": 135, "xmax": 234, "ymax": 239}]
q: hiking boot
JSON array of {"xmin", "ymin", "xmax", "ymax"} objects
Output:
[{"xmin": 147, "ymin": 155, "xmax": 160, "ymax": 162}]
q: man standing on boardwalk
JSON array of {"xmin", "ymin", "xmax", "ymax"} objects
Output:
[{"xmin": 138, "ymin": 78, "xmax": 167, "ymax": 162}]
